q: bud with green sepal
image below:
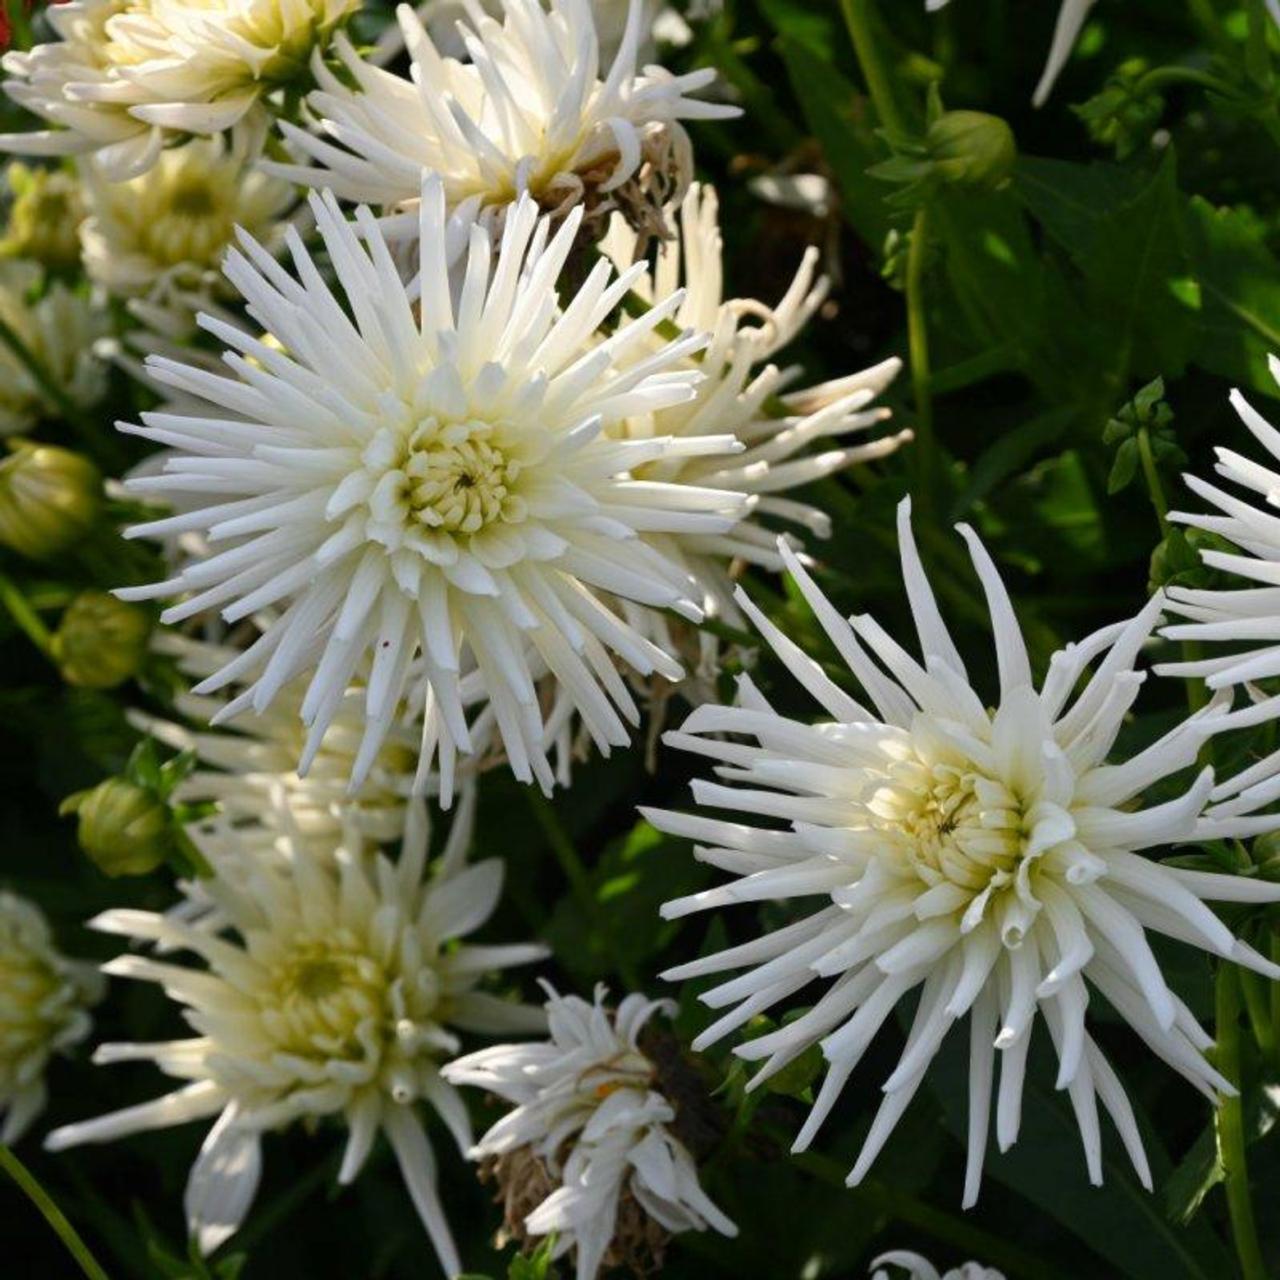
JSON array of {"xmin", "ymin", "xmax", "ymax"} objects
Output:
[
  {"xmin": 1103, "ymin": 377, "xmax": 1185, "ymax": 497},
  {"xmin": 60, "ymin": 739, "xmax": 212, "ymax": 879},
  {"xmin": 51, "ymin": 591, "xmax": 152, "ymax": 690},
  {"xmin": 869, "ymin": 85, "xmax": 1017, "ymax": 209},
  {"xmin": 0, "ymin": 441, "xmax": 100, "ymax": 560}
]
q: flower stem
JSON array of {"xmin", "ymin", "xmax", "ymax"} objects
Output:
[
  {"xmin": 0, "ymin": 571, "xmax": 55, "ymax": 659},
  {"xmin": 1136, "ymin": 426, "xmax": 1169, "ymax": 534},
  {"xmin": 1238, "ymin": 966, "xmax": 1276, "ymax": 1060},
  {"xmin": 0, "ymin": 1145, "xmax": 110, "ymax": 1280},
  {"xmin": 905, "ymin": 204, "xmax": 936, "ymax": 506},
  {"xmin": 1135, "ymin": 65, "xmax": 1239, "ymax": 98},
  {"xmin": 1214, "ymin": 964, "xmax": 1268, "ymax": 1280},
  {"xmin": 840, "ymin": 0, "xmax": 912, "ymax": 145}
]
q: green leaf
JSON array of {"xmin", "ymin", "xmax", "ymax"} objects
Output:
[
  {"xmin": 1108, "ymin": 436, "xmax": 1141, "ymax": 494},
  {"xmin": 1186, "ymin": 196, "xmax": 1280, "ymax": 398}
]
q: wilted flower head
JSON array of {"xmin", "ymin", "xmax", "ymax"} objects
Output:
[
  {"xmin": 0, "ymin": 0, "xmax": 359, "ymax": 180},
  {"xmin": 1160, "ymin": 359, "xmax": 1280, "ymax": 692},
  {"xmin": 0, "ymin": 261, "xmax": 108, "ymax": 437},
  {"xmin": 116, "ymin": 175, "xmax": 747, "ymax": 796},
  {"xmin": 46, "ymin": 803, "xmax": 547, "ymax": 1268},
  {"xmin": 271, "ymin": 0, "xmax": 738, "ymax": 237},
  {"xmin": 0, "ymin": 892, "xmax": 103, "ymax": 1144},
  {"xmin": 80, "ymin": 138, "xmax": 293, "ymax": 317},
  {"xmin": 0, "ymin": 162, "xmax": 86, "ymax": 271},
  {"xmin": 444, "ymin": 983, "xmax": 736, "ymax": 1279},
  {"xmin": 927, "ymin": 0, "xmax": 1095, "ymax": 106},
  {"xmin": 648, "ymin": 498, "xmax": 1280, "ymax": 1202},
  {"xmin": 871, "ymin": 1253, "xmax": 1004, "ymax": 1280}
]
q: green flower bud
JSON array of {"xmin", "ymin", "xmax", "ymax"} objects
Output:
[
  {"xmin": 51, "ymin": 592, "xmax": 152, "ymax": 689},
  {"xmin": 0, "ymin": 164, "xmax": 85, "ymax": 273},
  {"xmin": 0, "ymin": 441, "xmax": 100, "ymax": 560},
  {"xmin": 926, "ymin": 110, "xmax": 1017, "ymax": 191},
  {"xmin": 61, "ymin": 778, "xmax": 172, "ymax": 877}
]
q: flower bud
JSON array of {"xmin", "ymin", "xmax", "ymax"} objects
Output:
[
  {"xmin": 0, "ymin": 164, "xmax": 85, "ymax": 272},
  {"xmin": 0, "ymin": 441, "xmax": 100, "ymax": 560},
  {"xmin": 51, "ymin": 592, "xmax": 151, "ymax": 689},
  {"xmin": 926, "ymin": 110, "xmax": 1017, "ymax": 190},
  {"xmin": 61, "ymin": 778, "xmax": 171, "ymax": 877}
]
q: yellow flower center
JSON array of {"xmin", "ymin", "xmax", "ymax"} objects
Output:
[{"xmin": 403, "ymin": 419, "xmax": 528, "ymax": 535}]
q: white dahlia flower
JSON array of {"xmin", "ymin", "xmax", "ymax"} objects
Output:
[
  {"xmin": 116, "ymin": 176, "xmax": 746, "ymax": 794},
  {"xmin": 601, "ymin": 182, "xmax": 906, "ymax": 615},
  {"xmin": 647, "ymin": 498, "xmax": 1280, "ymax": 1202},
  {"xmin": 270, "ymin": 0, "xmax": 739, "ymax": 236},
  {"xmin": 1160, "ymin": 359, "xmax": 1280, "ymax": 692},
  {"xmin": 131, "ymin": 630, "xmax": 445, "ymax": 849},
  {"xmin": 80, "ymin": 139, "xmax": 293, "ymax": 318},
  {"xmin": 927, "ymin": 0, "xmax": 1095, "ymax": 107},
  {"xmin": 0, "ymin": 261, "xmax": 109, "ymax": 436},
  {"xmin": 0, "ymin": 892, "xmax": 104, "ymax": 1144},
  {"xmin": 0, "ymin": 0, "xmax": 358, "ymax": 181},
  {"xmin": 46, "ymin": 810, "xmax": 547, "ymax": 1268},
  {"xmin": 443, "ymin": 984, "xmax": 736, "ymax": 1280},
  {"xmin": 871, "ymin": 1253, "xmax": 1004, "ymax": 1280}
]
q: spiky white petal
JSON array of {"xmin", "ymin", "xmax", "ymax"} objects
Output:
[
  {"xmin": 650, "ymin": 498, "xmax": 1280, "ymax": 1202},
  {"xmin": 46, "ymin": 805, "xmax": 546, "ymax": 1268},
  {"xmin": 1160, "ymin": 359, "xmax": 1280, "ymax": 691},
  {"xmin": 269, "ymin": 0, "xmax": 739, "ymax": 233},
  {"xmin": 927, "ymin": 0, "xmax": 1097, "ymax": 106},
  {"xmin": 117, "ymin": 176, "xmax": 746, "ymax": 795},
  {"xmin": 871, "ymin": 1253, "xmax": 1004, "ymax": 1280},
  {"xmin": 444, "ymin": 984, "xmax": 736, "ymax": 1279}
]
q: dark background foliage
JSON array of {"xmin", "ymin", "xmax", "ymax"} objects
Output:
[{"xmin": 3, "ymin": 1, "xmax": 1280, "ymax": 1277}]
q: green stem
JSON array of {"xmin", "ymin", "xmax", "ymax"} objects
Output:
[
  {"xmin": 840, "ymin": 0, "xmax": 912, "ymax": 145},
  {"xmin": 0, "ymin": 571, "xmax": 55, "ymax": 659},
  {"xmin": 1135, "ymin": 65, "xmax": 1240, "ymax": 98},
  {"xmin": 1272, "ymin": 933, "xmax": 1280, "ymax": 1077},
  {"xmin": 905, "ymin": 205, "xmax": 936, "ymax": 507},
  {"xmin": 781, "ymin": 1139, "xmax": 1067, "ymax": 1280},
  {"xmin": 524, "ymin": 790, "xmax": 640, "ymax": 989},
  {"xmin": 0, "ymin": 1145, "xmax": 110, "ymax": 1280},
  {"xmin": 1136, "ymin": 426, "xmax": 1170, "ymax": 534},
  {"xmin": 1214, "ymin": 965, "xmax": 1268, "ymax": 1280},
  {"xmin": 1238, "ymin": 966, "xmax": 1276, "ymax": 1060}
]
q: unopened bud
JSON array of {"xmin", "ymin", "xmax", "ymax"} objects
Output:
[
  {"xmin": 926, "ymin": 110, "xmax": 1017, "ymax": 190},
  {"xmin": 0, "ymin": 442, "xmax": 100, "ymax": 560},
  {"xmin": 61, "ymin": 778, "xmax": 171, "ymax": 877},
  {"xmin": 51, "ymin": 592, "xmax": 151, "ymax": 689}
]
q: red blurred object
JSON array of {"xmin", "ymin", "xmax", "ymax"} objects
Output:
[{"xmin": 1, "ymin": 1, "xmax": 70, "ymax": 55}]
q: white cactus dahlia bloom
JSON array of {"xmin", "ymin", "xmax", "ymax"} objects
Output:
[
  {"xmin": 80, "ymin": 138, "xmax": 293, "ymax": 316},
  {"xmin": 871, "ymin": 1253, "xmax": 1004, "ymax": 1280},
  {"xmin": 443, "ymin": 984, "xmax": 736, "ymax": 1280},
  {"xmin": 927, "ymin": 0, "xmax": 1096, "ymax": 107},
  {"xmin": 45, "ymin": 809, "xmax": 547, "ymax": 1268},
  {"xmin": 0, "ymin": 892, "xmax": 104, "ymax": 1144},
  {"xmin": 115, "ymin": 175, "xmax": 746, "ymax": 795},
  {"xmin": 601, "ymin": 182, "xmax": 906, "ymax": 618},
  {"xmin": 1160, "ymin": 359, "xmax": 1280, "ymax": 693},
  {"xmin": 0, "ymin": 0, "xmax": 358, "ymax": 180},
  {"xmin": 270, "ymin": 0, "xmax": 739, "ymax": 234},
  {"xmin": 647, "ymin": 498, "xmax": 1280, "ymax": 1201}
]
